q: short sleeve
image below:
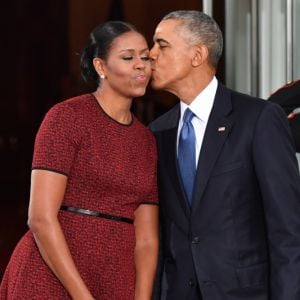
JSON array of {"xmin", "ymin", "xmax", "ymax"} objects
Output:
[
  {"xmin": 141, "ymin": 133, "xmax": 159, "ymax": 205},
  {"xmin": 32, "ymin": 103, "xmax": 81, "ymax": 176}
]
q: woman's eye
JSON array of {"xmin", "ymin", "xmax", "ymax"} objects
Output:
[
  {"xmin": 122, "ymin": 56, "xmax": 133, "ymax": 60},
  {"xmin": 141, "ymin": 56, "xmax": 150, "ymax": 61}
]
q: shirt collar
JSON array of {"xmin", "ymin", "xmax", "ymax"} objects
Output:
[{"xmin": 180, "ymin": 76, "xmax": 218, "ymax": 122}]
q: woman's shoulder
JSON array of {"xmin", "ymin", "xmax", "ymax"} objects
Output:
[
  {"xmin": 133, "ymin": 117, "xmax": 156, "ymax": 143},
  {"xmin": 45, "ymin": 94, "xmax": 93, "ymax": 121},
  {"xmin": 52, "ymin": 93, "xmax": 93, "ymax": 111}
]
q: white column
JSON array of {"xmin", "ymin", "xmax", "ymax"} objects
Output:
[
  {"xmin": 225, "ymin": 0, "xmax": 252, "ymax": 95},
  {"xmin": 293, "ymin": 0, "xmax": 300, "ymax": 79},
  {"xmin": 203, "ymin": 0, "xmax": 213, "ymax": 16},
  {"xmin": 286, "ymin": 0, "xmax": 293, "ymax": 82}
]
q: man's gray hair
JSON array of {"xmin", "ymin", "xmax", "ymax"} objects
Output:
[{"xmin": 163, "ymin": 10, "xmax": 223, "ymax": 69}]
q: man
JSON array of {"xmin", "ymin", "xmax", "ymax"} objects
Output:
[{"xmin": 149, "ymin": 10, "xmax": 300, "ymax": 300}]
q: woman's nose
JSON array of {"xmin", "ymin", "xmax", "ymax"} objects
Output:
[{"xmin": 135, "ymin": 58, "xmax": 146, "ymax": 69}]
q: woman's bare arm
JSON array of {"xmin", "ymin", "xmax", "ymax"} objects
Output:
[
  {"xmin": 134, "ymin": 204, "xmax": 159, "ymax": 300},
  {"xmin": 28, "ymin": 169, "xmax": 94, "ymax": 300}
]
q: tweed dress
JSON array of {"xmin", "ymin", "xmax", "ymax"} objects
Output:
[{"xmin": 0, "ymin": 94, "xmax": 158, "ymax": 300}]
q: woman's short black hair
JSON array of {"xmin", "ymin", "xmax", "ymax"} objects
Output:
[{"xmin": 80, "ymin": 21, "xmax": 139, "ymax": 85}]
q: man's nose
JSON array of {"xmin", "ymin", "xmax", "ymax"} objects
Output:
[{"xmin": 149, "ymin": 46, "xmax": 157, "ymax": 60}]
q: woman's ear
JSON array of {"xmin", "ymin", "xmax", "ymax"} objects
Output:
[
  {"xmin": 93, "ymin": 58, "xmax": 106, "ymax": 78},
  {"xmin": 191, "ymin": 44, "xmax": 209, "ymax": 67}
]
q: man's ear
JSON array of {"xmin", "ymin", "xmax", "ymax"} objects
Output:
[
  {"xmin": 191, "ymin": 44, "xmax": 209, "ymax": 67},
  {"xmin": 93, "ymin": 58, "xmax": 106, "ymax": 77}
]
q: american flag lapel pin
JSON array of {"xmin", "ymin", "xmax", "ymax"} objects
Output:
[{"xmin": 218, "ymin": 126, "xmax": 226, "ymax": 132}]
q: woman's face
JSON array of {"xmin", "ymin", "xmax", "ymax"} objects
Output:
[{"xmin": 99, "ymin": 31, "xmax": 151, "ymax": 99}]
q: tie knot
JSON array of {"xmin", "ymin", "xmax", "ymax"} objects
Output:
[{"xmin": 183, "ymin": 108, "xmax": 194, "ymax": 123}]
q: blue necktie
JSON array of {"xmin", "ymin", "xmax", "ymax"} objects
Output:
[{"xmin": 178, "ymin": 108, "xmax": 196, "ymax": 205}]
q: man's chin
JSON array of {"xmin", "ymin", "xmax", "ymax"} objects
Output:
[{"xmin": 150, "ymin": 79, "xmax": 164, "ymax": 90}]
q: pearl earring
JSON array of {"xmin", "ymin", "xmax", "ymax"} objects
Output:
[{"xmin": 100, "ymin": 74, "xmax": 105, "ymax": 79}]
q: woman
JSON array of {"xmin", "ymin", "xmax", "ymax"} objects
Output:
[{"xmin": 0, "ymin": 21, "xmax": 159, "ymax": 299}]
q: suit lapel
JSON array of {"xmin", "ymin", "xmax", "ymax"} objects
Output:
[
  {"xmin": 192, "ymin": 84, "xmax": 234, "ymax": 210},
  {"xmin": 159, "ymin": 105, "xmax": 191, "ymax": 218},
  {"xmin": 161, "ymin": 127, "xmax": 191, "ymax": 217}
]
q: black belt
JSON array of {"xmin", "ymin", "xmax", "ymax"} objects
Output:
[{"xmin": 60, "ymin": 205, "xmax": 134, "ymax": 224}]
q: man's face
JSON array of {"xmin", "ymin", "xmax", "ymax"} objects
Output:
[{"xmin": 150, "ymin": 19, "xmax": 195, "ymax": 92}]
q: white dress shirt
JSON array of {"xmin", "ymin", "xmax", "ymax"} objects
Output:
[{"xmin": 177, "ymin": 76, "xmax": 218, "ymax": 167}]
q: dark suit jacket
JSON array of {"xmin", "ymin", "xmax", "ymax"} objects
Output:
[{"xmin": 149, "ymin": 83, "xmax": 300, "ymax": 300}]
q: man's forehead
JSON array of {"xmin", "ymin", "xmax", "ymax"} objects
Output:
[{"xmin": 154, "ymin": 19, "xmax": 179, "ymax": 36}]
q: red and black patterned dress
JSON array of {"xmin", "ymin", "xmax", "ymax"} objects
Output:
[{"xmin": 0, "ymin": 94, "xmax": 158, "ymax": 300}]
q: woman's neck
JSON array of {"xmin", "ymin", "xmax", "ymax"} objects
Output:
[{"xmin": 93, "ymin": 88, "xmax": 133, "ymax": 125}]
